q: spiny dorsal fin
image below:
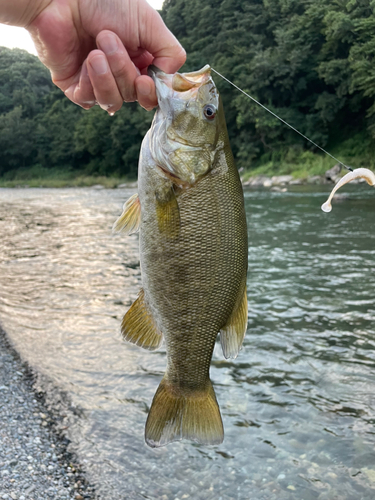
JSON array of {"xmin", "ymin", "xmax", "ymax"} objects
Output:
[
  {"xmin": 155, "ymin": 186, "xmax": 180, "ymax": 238},
  {"xmin": 122, "ymin": 289, "xmax": 162, "ymax": 351},
  {"xmin": 220, "ymin": 286, "xmax": 248, "ymax": 359},
  {"xmin": 113, "ymin": 193, "xmax": 141, "ymax": 235},
  {"xmin": 145, "ymin": 378, "xmax": 223, "ymax": 448}
]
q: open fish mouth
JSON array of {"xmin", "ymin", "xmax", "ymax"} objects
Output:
[
  {"xmin": 147, "ymin": 64, "xmax": 220, "ymax": 185},
  {"xmin": 148, "ymin": 65, "xmax": 212, "ymax": 97}
]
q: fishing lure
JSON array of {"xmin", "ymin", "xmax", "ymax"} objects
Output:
[
  {"xmin": 212, "ymin": 69, "xmax": 375, "ymax": 213},
  {"xmin": 321, "ymin": 168, "xmax": 375, "ymax": 213}
]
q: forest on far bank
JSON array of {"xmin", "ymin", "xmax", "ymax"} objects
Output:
[{"xmin": 1, "ymin": 0, "xmax": 375, "ymax": 183}]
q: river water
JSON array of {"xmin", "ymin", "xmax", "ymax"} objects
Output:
[{"xmin": 0, "ymin": 185, "xmax": 375, "ymax": 500}]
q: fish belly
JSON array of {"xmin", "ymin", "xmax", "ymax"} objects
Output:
[
  {"xmin": 138, "ymin": 155, "xmax": 247, "ymax": 446},
  {"xmin": 140, "ymin": 168, "xmax": 246, "ymax": 382}
]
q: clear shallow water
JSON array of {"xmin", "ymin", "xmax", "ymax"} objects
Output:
[{"xmin": 0, "ymin": 185, "xmax": 375, "ymax": 500}]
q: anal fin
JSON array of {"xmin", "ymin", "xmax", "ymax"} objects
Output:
[
  {"xmin": 122, "ymin": 289, "xmax": 162, "ymax": 350},
  {"xmin": 220, "ymin": 286, "xmax": 248, "ymax": 359},
  {"xmin": 113, "ymin": 193, "xmax": 141, "ymax": 235}
]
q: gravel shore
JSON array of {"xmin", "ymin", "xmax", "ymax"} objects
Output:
[{"xmin": 0, "ymin": 328, "xmax": 95, "ymax": 500}]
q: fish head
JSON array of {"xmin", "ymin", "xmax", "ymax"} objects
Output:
[{"xmin": 148, "ymin": 65, "xmax": 221, "ymax": 185}]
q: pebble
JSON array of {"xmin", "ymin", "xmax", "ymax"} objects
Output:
[{"xmin": 0, "ymin": 328, "xmax": 96, "ymax": 500}]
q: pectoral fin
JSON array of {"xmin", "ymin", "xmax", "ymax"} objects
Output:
[
  {"xmin": 113, "ymin": 193, "xmax": 141, "ymax": 235},
  {"xmin": 220, "ymin": 286, "xmax": 248, "ymax": 359},
  {"xmin": 155, "ymin": 186, "xmax": 180, "ymax": 238},
  {"xmin": 122, "ymin": 289, "xmax": 162, "ymax": 350}
]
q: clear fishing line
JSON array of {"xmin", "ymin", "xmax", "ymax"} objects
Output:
[{"xmin": 211, "ymin": 68, "xmax": 353, "ymax": 172}]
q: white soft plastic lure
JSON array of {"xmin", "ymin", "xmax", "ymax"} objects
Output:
[{"xmin": 321, "ymin": 167, "xmax": 375, "ymax": 213}]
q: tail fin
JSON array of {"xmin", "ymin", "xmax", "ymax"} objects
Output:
[{"xmin": 145, "ymin": 378, "xmax": 224, "ymax": 448}]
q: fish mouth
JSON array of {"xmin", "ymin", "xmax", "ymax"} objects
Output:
[
  {"xmin": 148, "ymin": 65, "xmax": 212, "ymax": 96},
  {"xmin": 147, "ymin": 65, "xmax": 164, "ymax": 79}
]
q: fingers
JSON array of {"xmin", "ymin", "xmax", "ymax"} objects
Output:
[
  {"xmin": 96, "ymin": 31, "xmax": 139, "ymax": 103},
  {"xmin": 86, "ymin": 49, "xmax": 125, "ymax": 113},
  {"xmin": 96, "ymin": 30, "xmax": 158, "ymax": 110},
  {"xmin": 28, "ymin": 0, "xmax": 186, "ymax": 114},
  {"xmin": 72, "ymin": 60, "xmax": 96, "ymax": 109},
  {"xmin": 138, "ymin": 1, "xmax": 186, "ymax": 74},
  {"xmin": 64, "ymin": 38, "xmax": 158, "ymax": 112},
  {"xmin": 135, "ymin": 76, "xmax": 158, "ymax": 111}
]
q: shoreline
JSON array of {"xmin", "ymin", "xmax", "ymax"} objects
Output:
[
  {"xmin": 0, "ymin": 165, "xmax": 352, "ymax": 190},
  {"xmin": 0, "ymin": 327, "xmax": 96, "ymax": 500},
  {"xmin": 0, "ymin": 177, "xmax": 337, "ymax": 190}
]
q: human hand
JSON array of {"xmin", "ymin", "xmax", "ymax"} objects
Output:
[{"xmin": 21, "ymin": 0, "xmax": 185, "ymax": 112}]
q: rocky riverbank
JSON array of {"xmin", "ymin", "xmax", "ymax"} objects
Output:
[
  {"xmin": 0, "ymin": 328, "xmax": 96, "ymax": 500},
  {"xmin": 242, "ymin": 164, "xmax": 364, "ymax": 189}
]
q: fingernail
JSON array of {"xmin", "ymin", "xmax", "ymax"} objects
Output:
[
  {"xmin": 90, "ymin": 55, "xmax": 108, "ymax": 75},
  {"xmin": 137, "ymin": 80, "xmax": 150, "ymax": 96},
  {"xmin": 64, "ymin": 84, "xmax": 75, "ymax": 100},
  {"xmin": 99, "ymin": 33, "xmax": 118, "ymax": 56},
  {"xmin": 81, "ymin": 61, "xmax": 88, "ymax": 78},
  {"xmin": 99, "ymin": 103, "xmax": 113, "ymax": 111}
]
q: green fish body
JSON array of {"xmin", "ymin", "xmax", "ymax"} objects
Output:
[{"xmin": 114, "ymin": 65, "xmax": 248, "ymax": 447}]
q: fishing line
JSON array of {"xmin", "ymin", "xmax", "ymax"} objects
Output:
[{"xmin": 211, "ymin": 68, "xmax": 353, "ymax": 172}]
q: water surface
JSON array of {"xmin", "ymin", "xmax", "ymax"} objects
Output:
[{"xmin": 0, "ymin": 185, "xmax": 375, "ymax": 500}]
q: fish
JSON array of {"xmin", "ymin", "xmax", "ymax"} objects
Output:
[
  {"xmin": 114, "ymin": 64, "xmax": 248, "ymax": 448},
  {"xmin": 321, "ymin": 167, "xmax": 375, "ymax": 212}
]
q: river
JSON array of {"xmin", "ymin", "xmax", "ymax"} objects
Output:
[{"xmin": 0, "ymin": 185, "xmax": 374, "ymax": 500}]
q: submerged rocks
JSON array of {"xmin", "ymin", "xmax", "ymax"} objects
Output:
[
  {"xmin": 242, "ymin": 167, "xmax": 348, "ymax": 188},
  {"xmin": 242, "ymin": 175, "xmax": 326, "ymax": 187}
]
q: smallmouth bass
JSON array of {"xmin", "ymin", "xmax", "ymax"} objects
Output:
[{"xmin": 114, "ymin": 65, "xmax": 248, "ymax": 447}]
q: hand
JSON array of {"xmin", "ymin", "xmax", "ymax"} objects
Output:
[{"xmin": 14, "ymin": 0, "xmax": 186, "ymax": 112}]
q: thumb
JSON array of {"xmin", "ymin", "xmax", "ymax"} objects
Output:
[{"xmin": 138, "ymin": 3, "xmax": 186, "ymax": 73}]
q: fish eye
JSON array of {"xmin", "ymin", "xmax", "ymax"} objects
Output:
[{"xmin": 203, "ymin": 104, "xmax": 216, "ymax": 120}]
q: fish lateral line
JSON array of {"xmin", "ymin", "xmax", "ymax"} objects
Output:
[{"xmin": 211, "ymin": 67, "xmax": 353, "ymax": 173}]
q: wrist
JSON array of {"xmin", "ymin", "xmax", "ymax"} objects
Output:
[{"xmin": 0, "ymin": 0, "xmax": 52, "ymax": 27}]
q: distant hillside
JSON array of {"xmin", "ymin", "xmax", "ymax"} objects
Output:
[
  {"xmin": 1, "ymin": 0, "xmax": 375, "ymax": 181},
  {"xmin": 0, "ymin": 47, "xmax": 151, "ymax": 181},
  {"xmin": 162, "ymin": 0, "xmax": 375, "ymax": 174}
]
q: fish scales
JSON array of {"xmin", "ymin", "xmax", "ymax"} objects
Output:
[
  {"xmin": 140, "ymin": 142, "xmax": 247, "ymax": 388},
  {"xmin": 114, "ymin": 65, "xmax": 248, "ymax": 447}
]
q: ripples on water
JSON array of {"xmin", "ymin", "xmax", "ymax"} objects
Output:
[{"xmin": 0, "ymin": 186, "xmax": 375, "ymax": 500}]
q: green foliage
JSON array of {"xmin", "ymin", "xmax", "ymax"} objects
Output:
[
  {"xmin": 2, "ymin": 0, "xmax": 375, "ymax": 181},
  {"xmin": 0, "ymin": 47, "xmax": 151, "ymax": 179},
  {"xmin": 162, "ymin": 0, "xmax": 375, "ymax": 171}
]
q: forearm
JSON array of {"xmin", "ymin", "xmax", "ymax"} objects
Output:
[{"xmin": 0, "ymin": 0, "xmax": 52, "ymax": 27}]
